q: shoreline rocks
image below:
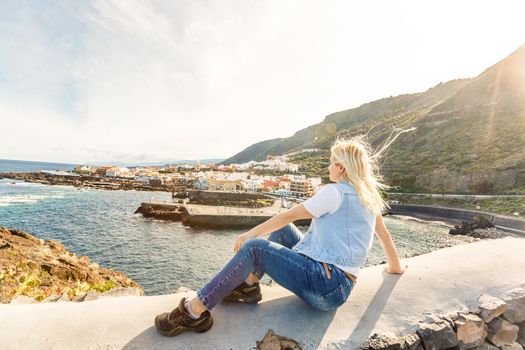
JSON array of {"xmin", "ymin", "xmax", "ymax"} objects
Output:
[
  {"xmin": 0, "ymin": 227, "xmax": 143, "ymax": 304},
  {"xmin": 449, "ymin": 216, "xmax": 514, "ymax": 239},
  {"xmin": 0, "ymin": 172, "xmax": 172, "ymax": 192},
  {"xmin": 134, "ymin": 203, "xmax": 187, "ymax": 221},
  {"xmin": 449, "ymin": 216, "xmax": 495, "ymax": 235}
]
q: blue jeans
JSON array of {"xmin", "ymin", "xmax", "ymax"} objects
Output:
[{"xmin": 196, "ymin": 223, "xmax": 355, "ymax": 311}]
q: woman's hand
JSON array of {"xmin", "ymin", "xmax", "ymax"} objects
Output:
[
  {"xmin": 233, "ymin": 232, "xmax": 254, "ymax": 252},
  {"xmin": 384, "ymin": 264, "xmax": 406, "ymax": 274}
]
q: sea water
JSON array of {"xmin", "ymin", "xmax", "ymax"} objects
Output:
[{"xmin": 0, "ymin": 168, "xmax": 469, "ymax": 295}]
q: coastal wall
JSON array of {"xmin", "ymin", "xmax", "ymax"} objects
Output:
[
  {"xmin": 388, "ymin": 204, "xmax": 525, "ymax": 235},
  {"xmin": 182, "ymin": 213, "xmax": 271, "ymax": 229},
  {"xmin": 1, "ymin": 236, "xmax": 524, "ymax": 349},
  {"xmin": 181, "ymin": 214, "xmax": 311, "ymax": 229},
  {"xmin": 188, "ymin": 190, "xmax": 275, "ymax": 202}
]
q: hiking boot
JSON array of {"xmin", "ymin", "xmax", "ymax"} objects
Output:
[
  {"xmin": 222, "ymin": 281, "xmax": 262, "ymax": 304},
  {"xmin": 154, "ymin": 297, "xmax": 213, "ymax": 337}
]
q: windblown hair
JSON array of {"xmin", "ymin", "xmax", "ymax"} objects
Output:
[{"xmin": 330, "ymin": 127, "xmax": 416, "ymax": 215}]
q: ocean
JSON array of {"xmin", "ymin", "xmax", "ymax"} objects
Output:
[
  {"xmin": 0, "ymin": 160, "xmax": 468, "ymax": 295},
  {"xmin": 0, "ymin": 159, "xmax": 76, "ymax": 173}
]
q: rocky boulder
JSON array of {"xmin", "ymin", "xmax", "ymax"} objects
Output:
[{"xmin": 0, "ymin": 227, "xmax": 143, "ymax": 303}]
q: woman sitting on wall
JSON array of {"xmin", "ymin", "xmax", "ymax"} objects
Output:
[{"xmin": 154, "ymin": 129, "xmax": 411, "ymax": 337}]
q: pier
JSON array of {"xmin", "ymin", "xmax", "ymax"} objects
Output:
[{"xmin": 135, "ymin": 200, "xmax": 312, "ymax": 229}]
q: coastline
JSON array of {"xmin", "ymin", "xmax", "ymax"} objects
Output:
[
  {"xmin": 1, "ymin": 236, "xmax": 524, "ymax": 349},
  {"xmin": 0, "ymin": 172, "xmax": 173, "ymax": 193}
]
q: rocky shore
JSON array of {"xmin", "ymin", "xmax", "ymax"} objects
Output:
[
  {"xmin": 449, "ymin": 216, "xmax": 495, "ymax": 235},
  {"xmin": 0, "ymin": 172, "xmax": 172, "ymax": 192},
  {"xmin": 135, "ymin": 202, "xmax": 188, "ymax": 221},
  {"xmin": 0, "ymin": 227, "xmax": 142, "ymax": 304},
  {"xmin": 448, "ymin": 217, "xmax": 518, "ymax": 240}
]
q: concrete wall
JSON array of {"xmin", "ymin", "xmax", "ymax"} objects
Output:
[
  {"xmin": 182, "ymin": 214, "xmax": 270, "ymax": 229},
  {"xmin": 182, "ymin": 215, "xmax": 311, "ymax": 229},
  {"xmin": 188, "ymin": 190, "xmax": 274, "ymax": 202}
]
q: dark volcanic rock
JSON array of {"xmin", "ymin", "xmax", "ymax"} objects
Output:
[
  {"xmin": 135, "ymin": 203, "xmax": 186, "ymax": 221},
  {"xmin": 449, "ymin": 216, "xmax": 495, "ymax": 236}
]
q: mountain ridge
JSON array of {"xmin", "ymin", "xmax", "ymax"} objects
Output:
[{"xmin": 221, "ymin": 44, "xmax": 525, "ymax": 193}]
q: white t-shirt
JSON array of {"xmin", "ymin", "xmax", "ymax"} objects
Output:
[
  {"xmin": 302, "ymin": 183, "xmax": 360, "ymax": 277},
  {"xmin": 303, "ymin": 184, "xmax": 342, "ymax": 218}
]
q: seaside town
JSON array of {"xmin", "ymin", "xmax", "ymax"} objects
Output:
[{"xmin": 0, "ymin": 152, "xmax": 322, "ymax": 200}]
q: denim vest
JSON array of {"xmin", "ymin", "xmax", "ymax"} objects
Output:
[{"xmin": 292, "ymin": 181, "xmax": 376, "ymax": 268}]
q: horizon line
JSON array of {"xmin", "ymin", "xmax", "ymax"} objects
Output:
[{"xmin": 0, "ymin": 157, "xmax": 227, "ymax": 167}]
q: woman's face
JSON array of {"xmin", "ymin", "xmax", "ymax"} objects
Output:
[{"xmin": 328, "ymin": 155, "xmax": 344, "ymax": 182}]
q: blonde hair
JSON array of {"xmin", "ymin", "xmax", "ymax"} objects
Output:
[{"xmin": 330, "ymin": 127, "xmax": 416, "ymax": 215}]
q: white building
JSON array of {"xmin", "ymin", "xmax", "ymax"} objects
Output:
[
  {"xmin": 106, "ymin": 167, "xmax": 130, "ymax": 178},
  {"xmin": 74, "ymin": 165, "xmax": 95, "ymax": 174},
  {"xmin": 237, "ymin": 161, "xmax": 257, "ymax": 170},
  {"xmin": 287, "ymin": 164, "xmax": 299, "ymax": 172},
  {"xmin": 244, "ymin": 179, "xmax": 263, "ymax": 192}
]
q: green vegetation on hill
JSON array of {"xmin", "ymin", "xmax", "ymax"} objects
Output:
[
  {"xmin": 288, "ymin": 149, "xmax": 331, "ymax": 183},
  {"xmin": 222, "ymin": 44, "xmax": 525, "ymax": 194}
]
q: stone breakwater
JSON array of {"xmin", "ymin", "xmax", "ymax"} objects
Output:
[
  {"xmin": 134, "ymin": 190, "xmax": 286, "ymax": 229},
  {"xmin": 134, "ymin": 201, "xmax": 313, "ymax": 229},
  {"xmin": 0, "ymin": 227, "xmax": 143, "ymax": 304},
  {"xmin": 364, "ymin": 288, "xmax": 525, "ymax": 350},
  {"xmin": 0, "ymin": 172, "xmax": 171, "ymax": 192},
  {"xmin": 135, "ymin": 201, "xmax": 276, "ymax": 228}
]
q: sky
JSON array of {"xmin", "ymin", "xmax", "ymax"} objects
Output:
[{"xmin": 1, "ymin": 0, "xmax": 524, "ymax": 164}]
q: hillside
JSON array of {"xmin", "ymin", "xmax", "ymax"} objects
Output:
[{"xmin": 221, "ymin": 44, "xmax": 525, "ymax": 194}]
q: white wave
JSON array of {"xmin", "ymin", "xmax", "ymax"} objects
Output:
[
  {"xmin": 0, "ymin": 193, "xmax": 67, "ymax": 206},
  {"xmin": 0, "ymin": 180, "xmax": 46, "ymax": 188}
]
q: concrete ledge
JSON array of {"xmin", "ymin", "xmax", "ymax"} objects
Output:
[{"xmin": 1, "ymin": 237, "xmax": 524, "ymax": 349}]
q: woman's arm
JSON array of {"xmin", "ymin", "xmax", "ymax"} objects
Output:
[
  {"xmin": 233, "ymin": 203, "xmax": 314, "ymax": 251},
  {"xmin": 375, "ymin": 214, "xmax": 406, "ymax": 274}
]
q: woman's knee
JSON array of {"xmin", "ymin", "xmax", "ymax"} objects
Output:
[
  {"xmin": 241, "ymin": 237, "xmax": 268, "ymax": 251},
  {"xmin": 268, "ymin": 224, "xmax": 293, "ymax": 243}
]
